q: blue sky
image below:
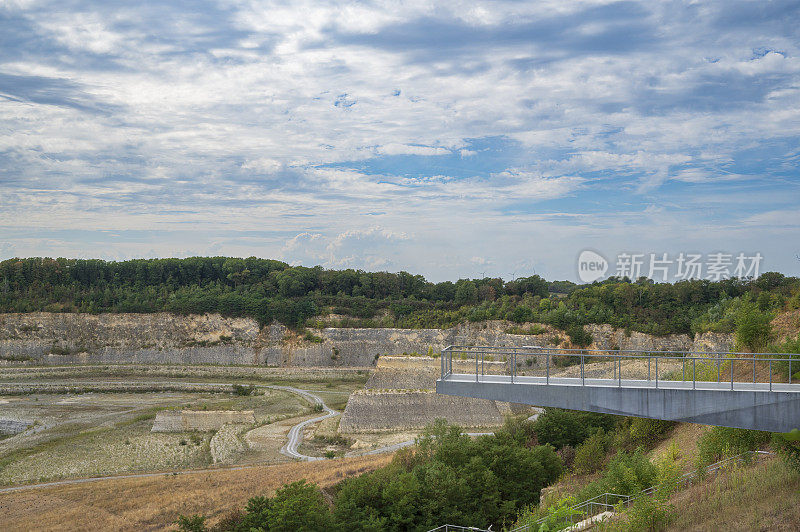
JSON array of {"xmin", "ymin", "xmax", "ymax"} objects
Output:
[{"xmin": 1, "ymin": 0, "xmax": 799, "ymax": 282}]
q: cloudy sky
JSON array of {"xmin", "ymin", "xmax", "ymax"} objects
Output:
[{"xmin": 1, "ymin": 0, "xmax": 799, "ymax": 281}]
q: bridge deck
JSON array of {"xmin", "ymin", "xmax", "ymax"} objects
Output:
[
  {"xmin": 437, "ymin": 346, "xmax": 800, "ymax": 432},
  {"xmin": 441, "ymin": 373, "xmax": 800, "ymax": 393}
]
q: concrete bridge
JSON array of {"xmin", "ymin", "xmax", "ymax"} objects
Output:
[{"xmin": 436, "ymin": 346, "xmax": 800, "ymax": 433}]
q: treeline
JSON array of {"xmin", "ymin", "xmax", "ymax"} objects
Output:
[{"xmin": 1, "ymin": 257, "xmax": 798, "ymax": 335}]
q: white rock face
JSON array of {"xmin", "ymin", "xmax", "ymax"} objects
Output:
[
  {"xmin": 151, "ymin": 410, "xmax": 255, "ymax": 432},
  {"xmin": 0, "ymin": 418, "xmax": 31, "ymax": 435},
  {"xmin": 0, "ymin": 313, "xmax": 735, "ymax": 367}
]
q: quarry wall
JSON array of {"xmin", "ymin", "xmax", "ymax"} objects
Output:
[
  {"xmin": 338, "ymin": 390, "xmax": 505, "ymax": 432},
  {"xmin": 0, "ymin": 313, "xmax": 734, "ymax": 367},
  {"xmin": 151, "ymin": 410, "xmax": 255, "ymax": 432}
]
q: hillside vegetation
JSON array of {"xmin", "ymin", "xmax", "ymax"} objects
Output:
[{"xmin": 2, "ymin": 257, "xmax": 799, "ymax": 337}]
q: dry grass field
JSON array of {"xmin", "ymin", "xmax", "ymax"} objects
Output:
[
  {"xmin": 0, "ymin": 453, "xmax": 393, "ymax": 531},
  {"xmin": 665, "ymin": 456, "xmax": 800, "ymax": 531}
]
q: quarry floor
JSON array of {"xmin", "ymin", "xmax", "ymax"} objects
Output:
[{"xmin": 0, "ymin": 363, "xmax": 471, "ymax": 489}]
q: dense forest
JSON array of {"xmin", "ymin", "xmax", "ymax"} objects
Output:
[{"xmin": 1, "ymin": 257, "xmax": 798, "ymax": 337}]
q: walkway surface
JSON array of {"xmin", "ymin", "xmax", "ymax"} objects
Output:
[{"xmin": 442, "ymin": 373, "xmax": 800, "ymax": 392}]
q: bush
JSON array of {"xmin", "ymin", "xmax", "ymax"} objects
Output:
[
  {"xmin": 176, "ymin": 514, "xmax": 206, "ymax": 532},
  {"xmin": 573, "ymin": 430, "xmax": 607, "ymax": 474},
  {"xmin": 303, "ymin": 329, "xmax": 324, "ymax": 343},
  {"xmin": 604, "ymin": 495, "xmax": 674, "ymax": 531},
  {"xmin": 577, "ymin": 450, "xmax": 658, "ymax": 503},
  {"xmin": 734, "ymin": 302, "xmax": 773, "ymax": 352},
  {"xmin": 235, "ymin": 480, "xmax": 333, "ymax": 532},
  {"xmin": 769, "ymin": 334, "xmax": 800, "ymax": 380},
  {"xmin": 696, "ymin": 426, "xmax": 771, "ymax": 467},
  {"xmin": 331, "ymin": 420, "xmax": 562, "ymax": 530},
  {"xmin": 616, "ymin": 418, "xmax": 675, "ymax": 450},
  {"xmin": 232, "ymin": 384, "xmax": 255, "ymax": 396},
  {"xmin": 557, "ymin": 445, "xmax": 576, "ymax": 470},
  {"xmin": 532, "ymin": 409, "xmax": 618, "ymax": 450},
  {"xmin": 566, "ymin": 324, "xmax": 593, "ymax": 348}
]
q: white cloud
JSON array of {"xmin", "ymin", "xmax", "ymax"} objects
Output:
[
  {"xmin": 1, "ymin": 1, "xmax": 799, "ymax": 279},
  {"xmin": 376, "ymin": 144, "xmax": 451, "ymax": 156}
]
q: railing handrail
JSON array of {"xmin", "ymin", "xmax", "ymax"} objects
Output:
[
  {"xmin": 428, "ymin": 451, "xmax": 773, "ymax": 532},
  {"xmin": 441, "ymin": 344, "xmax": 797, "ymax": 361},
  {"xmin": 507, "ymin": 450, "xmax": 772, "ymax": 532},
  {"xmin": 439, "ymin": 344, "xmax": 799, "ymax": 391}
]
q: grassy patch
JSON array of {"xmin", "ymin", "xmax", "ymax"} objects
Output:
[{"xmin": 666, "ymin": 457, "xmax": 800, "ymax": 531}]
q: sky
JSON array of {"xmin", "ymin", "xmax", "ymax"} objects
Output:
[{"xmin": 1, "ymin": 0, "xmax": 799, "ymax": 282}]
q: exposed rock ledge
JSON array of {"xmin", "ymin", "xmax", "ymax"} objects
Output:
[{"xmin": 0, "ymin": 313, "xmax": 734, "ymax": 367}]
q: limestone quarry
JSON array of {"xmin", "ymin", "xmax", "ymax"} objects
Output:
[{"xmin": 0, "ymin": 312, "xmax": 734, "ymax": 367}]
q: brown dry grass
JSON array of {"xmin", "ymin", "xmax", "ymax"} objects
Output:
[
  {"xmin": 772, "ymin": 308, "xmax": 800, "ymax": 343},
  {"xmin": 649, "ymin": 422, "xmax": 709, "ymax": 470},
  {"xmin": 0, "ymin": 454, "xmax": 392, "ymax": 531},
  {"xmin": 666, "ymin": 456, "xmax": 800, "ymax": 531}
]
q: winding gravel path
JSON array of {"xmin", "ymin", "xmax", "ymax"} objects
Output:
[{"xmin": 273, "ymin": 386, "xmax": 339, "ymax": 461}]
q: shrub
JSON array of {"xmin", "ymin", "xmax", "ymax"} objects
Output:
[
  {"xmin": 302, "ymin": 330, "xmax": 324, "ymax": 343},
  {"xmin": 769, "ymin": 334, "xmax": 800, "ymax": 380},
  {"xmin": 734, "ymin": 302, "xmax": 773, "ymax": 352},
  {"xmin": 772, "ymin": 432, "xmax": 800, "ymax": 470},
  {"xmin": 696, "ymin": 426, "xmax": 771, "ymax": 467},
  {"xmin": 616, "ymin": 418, "xmax": 675, "ymax": 450},
  {"xmin": 557, "ymin": 445, "xmax": 576, "ymax": 470},
  {"xmin": 534, "ymin": 496, "xmax": 583, "ymax": 531},
  {"xmin": 235, "ymin": 480, "xmax": 333, "ymax": 532},
  {"xmin": 577, "ymin": 450, "xmax": 658, "ymax": 502},
  {"xmin": 566, "ymin": 324, "xmax": 593, "ymax": 348},
  {"xmin": 532, "ymin": 409, "xmax": 618, "ymax": 450},
  {"xmin": 604, "ymin": 495, "xmax": 674, "ymax": 531},
  {"xmin": 573, "ymin": 430, "xmax": 607, "ymax": 474},
  {"xmin": 232, "ymin": 384, "xmax": 255, "ymax": 396},
  {"xmin": 176, "ymin": 514, "xmax": 206, "ymax": 532}
]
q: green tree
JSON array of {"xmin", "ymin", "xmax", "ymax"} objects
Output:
[{"xmin": 734, "ymin": 302, "xmax": 773, "ymax": 352}]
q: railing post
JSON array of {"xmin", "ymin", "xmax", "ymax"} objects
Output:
[
  {"xmin": 731, "ymin": 358, "xmax": 734, "ymax": 390},
  {"xmin": 581, "ymin": 353, "xmax": 585, "ymax": 386},
  {"xmin": 512, "ymin": 351, "xmax": 516, "ymax": 383},
  {"xmin": 546, "ymin": 352, "xmax": 549, "ymax": 384},
  {"xmin": 441, "ymin": 347, "xmax": 444, "ymax": 380},
  {"xmin": 753, "ymin": 354, "xmax": 756, "ymax": 385},
  {"xmin": 476, "ymin": 349, "xmax": 479, "ymax": 382},
  {"xmin": 648, "ymin": 356, "xmax": 651, "ymax": 381},
  {"xmin": 619, "ymin": 355, "xmax": 622, "ymax": 387},
  {"xmin": 683, "ymin": 357, "xmax": 686, "ymax": 382},
  {"xmin": 770, "ymin": 360, "xmax": 772, "ymax": 391},
  {"xmin": 693, "ymin": 358, "xmax": 696, "ymax": 389},
  {"xmin": 655, "ymin": 357, "xmax": 658, "ymax": 389}
]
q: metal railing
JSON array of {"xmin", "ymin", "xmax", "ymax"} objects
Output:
[
  {"xmin": 440, "ymin": 345, "xmax": 800, "ymax": 391},
  {"xmin": 507, "ymin": 450, "xmax": 773, "ymax": 532},
  {"xmin": 426, "ymin": 526, "xmax": 492, "ymax": 532}
]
